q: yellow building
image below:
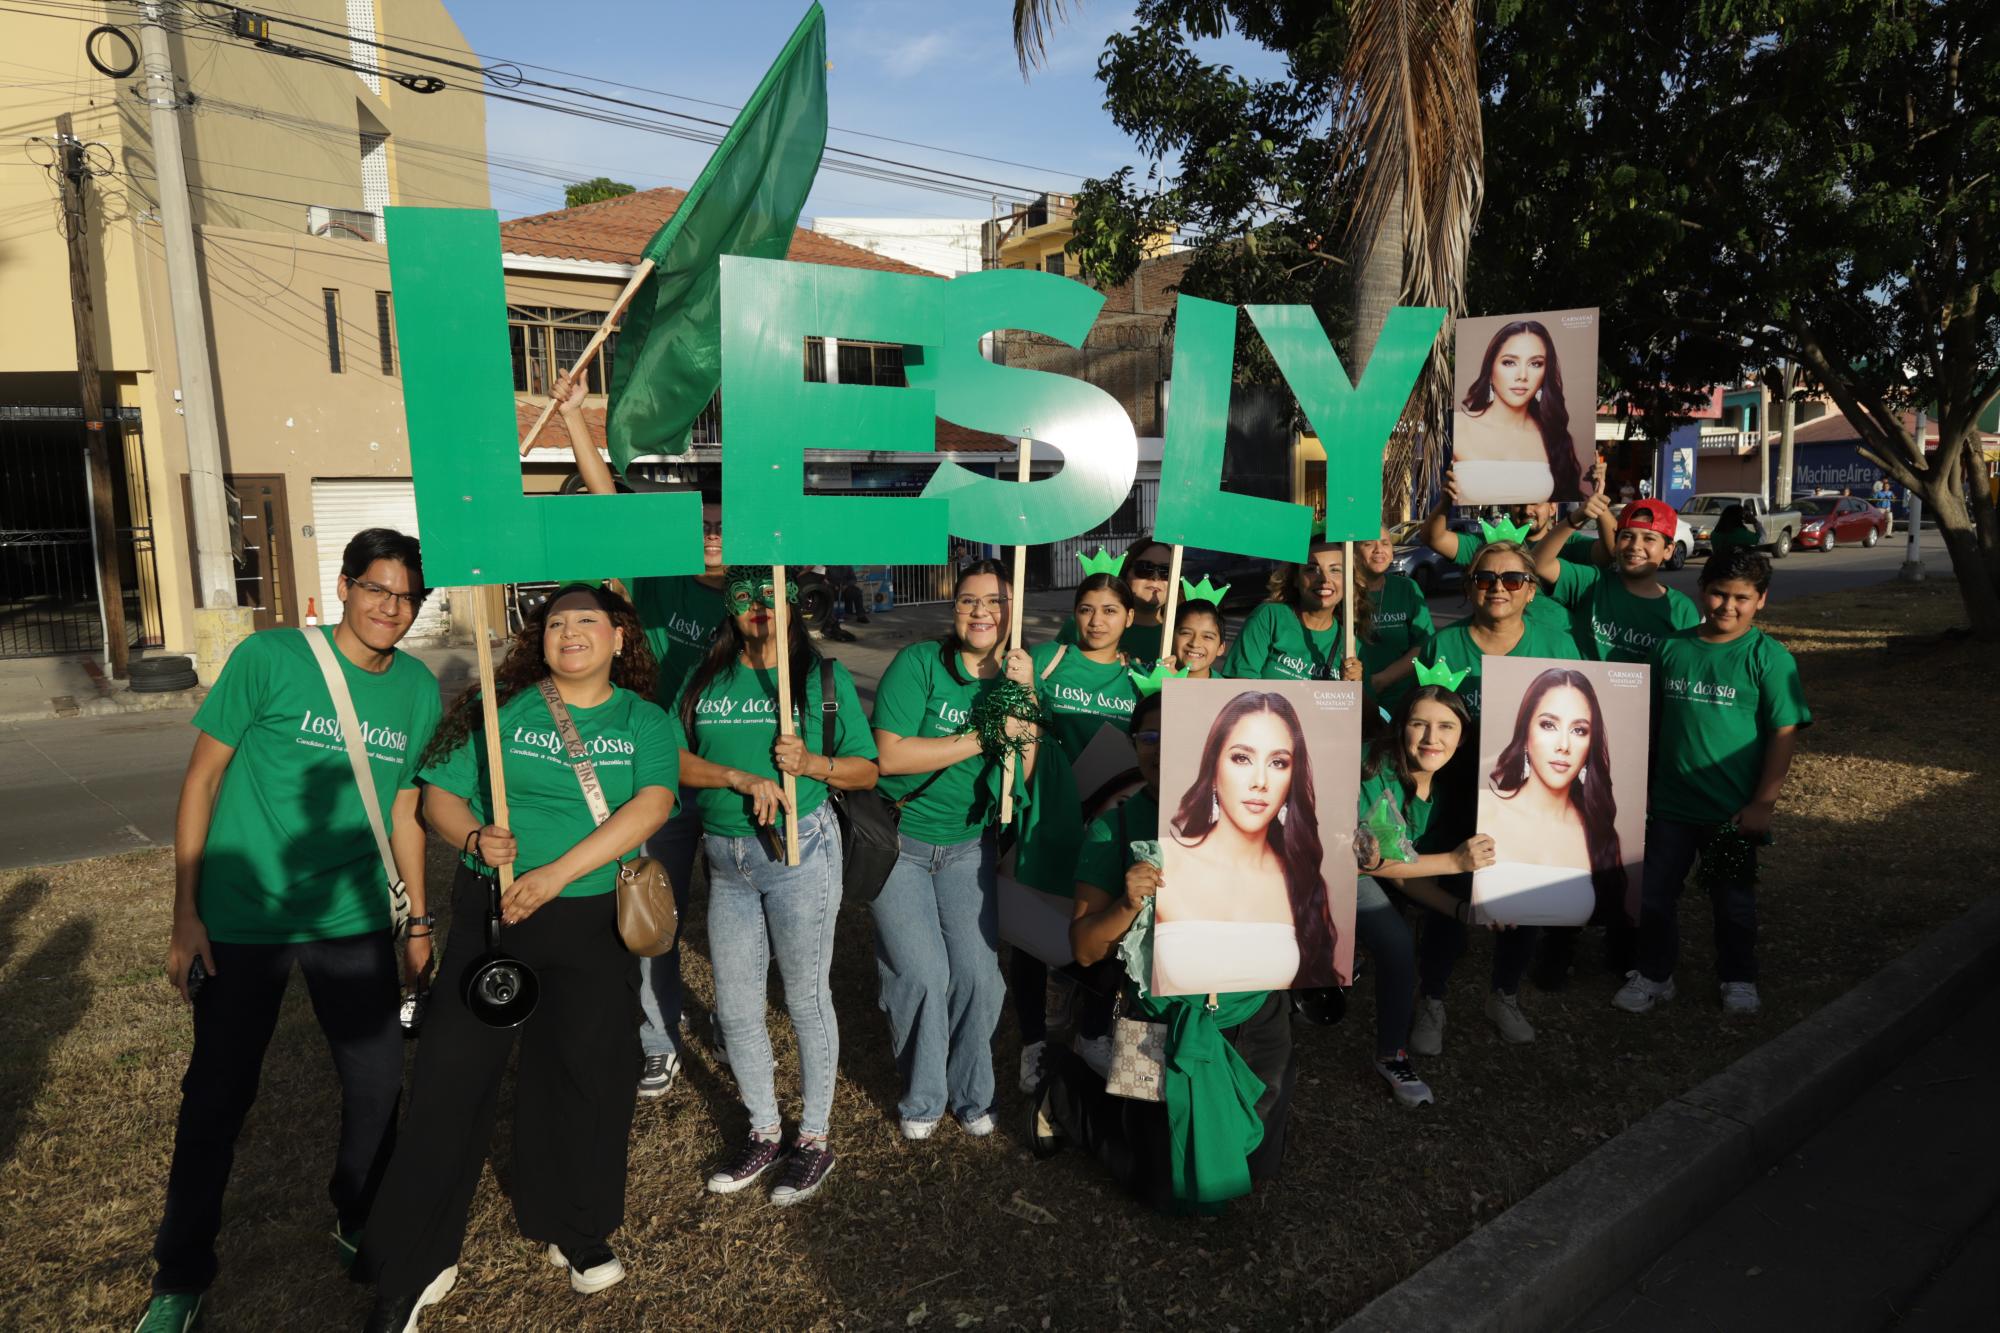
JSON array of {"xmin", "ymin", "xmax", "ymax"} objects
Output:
[
  {"xmin": 992, "ymin": 193, "xmax": 1174, "ymax": 276},
  {"xmin": 0, "ymin": 1, "xmax": 487, "ymax": 663}
]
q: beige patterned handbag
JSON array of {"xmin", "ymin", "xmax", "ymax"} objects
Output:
[{"xmin": 1103, "ymin": 989, "xmax": 1167, "ymax": 1102}]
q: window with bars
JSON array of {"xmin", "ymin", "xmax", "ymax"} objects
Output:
[
  {"xmin": 507, "ymin": 305, "xmax": 616, "ymax": 395},
  {"xmin": 800, "ymin": 340, "xmax": 907, "ymax": 387},
  {"xmin": 1043, "ymin": 253, "xmax": 1066, "ymax": 276},
  {"xmin": 375, "ymin": 292, "xmax": 395, "ymax": 376},
  {"xmin": 322, "ymin": 289, "xmax": 343, "ymax": 373}
]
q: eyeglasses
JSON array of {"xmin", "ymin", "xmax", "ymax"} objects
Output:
[
  {"xmin": 1132, "ymin": 729, "xmax": 1162, "ymax": 745},
  {"xmin": 1128, "ymin": 559, "xmax": 1172, "ymax": 581},
  {"xmin": 349, "ymin": 578, "xmax": 424, "ymax": 612},
  {"xmin": 1471, "ymin": 570, "xmax": 1534, "ymax": 592},
  {"xmin": 954, "ymin": 595, "xmax": 1007, "ymax": 614}
]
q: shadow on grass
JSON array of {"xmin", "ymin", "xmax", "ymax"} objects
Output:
[{"xmin": 0, "ymin": 877, "xmax": 95, "ymax": 1165}]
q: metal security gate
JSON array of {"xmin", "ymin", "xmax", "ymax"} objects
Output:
[{"xmin": 0, "ymin": 406, "xmax": 162, "ymax": 659}]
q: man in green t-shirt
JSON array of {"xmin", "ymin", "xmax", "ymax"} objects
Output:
[
  {"xmin": 622, "ymin": 499, "xmax": 730, "ymax": 1098},
  {"xmin": 1615, "ymin": 547, "xmax": 1810, "ymax": 1020},
  {"xmin": 140, "ymin": 530, "xmax": 440, "ymax": 1332},
  {"xmin": 1532, "ymin": 495, "xmax": 1701, "ymax": 663}
]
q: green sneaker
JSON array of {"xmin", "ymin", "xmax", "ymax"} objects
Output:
[
  {"xmin": 334, "ymin": 1222, "xmax": 363, "ymax": 1272},
  {"xmin": 134, "ymin": 1291, "xmax": 203, "ymax": 1333}
]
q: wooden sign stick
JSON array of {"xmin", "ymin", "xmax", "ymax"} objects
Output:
[
  {"xmin": 772, "ymin": 563, "xmax": 801, "ymax": 866},
  {"xmin": 1159, "ymin": 544, "xmax": 1185, "ymax": 665},
  {"xmin": 1342, "ymin": 540, "xmax": 1358, "ymax": 665},
  {"xmin": 1000, "ymin": 435, "xmax": 1031, "ymax": 827},
  {"xmin": 517, "ymin": 257, "xmax": 658, "ymax": 457},
  {"xmin": 471, "ymin": 590, "xmax": 513, "ymax": 894}
]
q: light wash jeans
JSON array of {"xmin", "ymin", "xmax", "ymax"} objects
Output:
[
  {"xmin": 870, "ymin": 830, "xmax": 1002, "ymax": 1123},
  {"xmin": 637, "ymin": 790, "xmax": 703, "ymax": 1059},
  {"xmin": 703, "ymin": 803, "xmax": 843, "ymax": 1137}
]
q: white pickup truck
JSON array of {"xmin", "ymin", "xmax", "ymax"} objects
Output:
[{"xmin": 1678, "ymin": 493, "xmax": 1804, "ymax": 559}]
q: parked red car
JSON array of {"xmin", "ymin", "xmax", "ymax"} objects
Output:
[{"xmin": 1794, "ymin": 494, "xmax": 1890, "ymax": 550}]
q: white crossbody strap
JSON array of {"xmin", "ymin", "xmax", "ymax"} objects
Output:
[
  {"xmin": 300, "ymin": 629, "xmax": 410, "ymax": 935},
  {"xmin": 536, "ymin": 680, "xmax": 614, "ymax": 827}
]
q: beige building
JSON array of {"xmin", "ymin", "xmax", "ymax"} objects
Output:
[{"xmin": 0, "ymin": 1, "xmax": 487, "ymax": 662}]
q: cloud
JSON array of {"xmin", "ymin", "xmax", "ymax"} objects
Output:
[{"xmin": 878, "ymin": 29, "xmax": 955, "ymax": 77}]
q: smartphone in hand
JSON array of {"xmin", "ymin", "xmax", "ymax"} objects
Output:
[{"xmin": 186, "ymin": 953, "xmax": 210, "ymax": 1001}]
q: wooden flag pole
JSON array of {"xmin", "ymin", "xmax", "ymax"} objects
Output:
[
  {"xmin": 517, "ymin": 257, "xmax": 658, "ymax": 457},
  {"xmin": 999, "ymin": 435, "xmax": 1031, "ymax": 826},
  {"xmin": 471, "ymin": 590, "xmax": 513, "ymax": 894},
  {"xmin": 772, "ymin": 564, "xmax": 801, "ymax": 866},
  {"xmin": 1159, "ymin": 544, "xmax": 1185, "ymax": 666},
  {"xmin": 1342, "ymin": 540, "xmax": 1357, "ymax": 665}
]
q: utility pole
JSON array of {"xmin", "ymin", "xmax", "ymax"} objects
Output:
[
  {"xmin": 1901, "ymin": 410, "xmax": 1926, "ymax": 582},
  {"xmin": 135, "ymin": 1, "xmax": 237, "ymax": 615},
  {"xmin": 1774, "ymin": 360, "xmax": 1799, "ymax": 507},
  {"xmin": 1756, "ymin": 375, "xmax": 1772, "ymax": 508},
  {"xmin": 55, "ymin": 114, "xmax": 129, "ymax": 678}
]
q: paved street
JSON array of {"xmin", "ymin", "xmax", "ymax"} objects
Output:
[{"xmin": 0, "ymin": 528, "xmax": 1954, "ymax": 873}]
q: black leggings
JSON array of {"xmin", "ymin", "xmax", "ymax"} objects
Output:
[
  {"xmin": 1011, "ymin": 949, "xmax": 1049, "ymax": 1044},
  {"xmin": 355, "ymin": 867, "xmax": 639, "ymax": 1297}
]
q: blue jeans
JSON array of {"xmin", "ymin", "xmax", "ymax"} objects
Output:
[
  {"xmin": 638, "ymin": 790, "xmax": 703, "ymax": 1058},
  {"xmin": 871, "ymin": 830, "xmax": 1002, "ymax": 1123},
  {"xmin": 702, "ymin": 804, "xmax": 843, "ymax": 1137},
  {"xmin": 1638, "ymin": 818, "xmax": 1759, "ymax": 984},
  {"xmin": 1354, "ymin": 877, "xmax": 1418, "ymax": 1060}
]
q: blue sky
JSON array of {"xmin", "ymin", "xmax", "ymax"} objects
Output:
[{"xmin": 448, "ymin": 0, "xmax": 1280, "ymax": 223}]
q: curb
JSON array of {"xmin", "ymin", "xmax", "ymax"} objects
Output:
[{"xmin": 1337, "ymin": 894, "xmax": 2000, "ymax": 1333}]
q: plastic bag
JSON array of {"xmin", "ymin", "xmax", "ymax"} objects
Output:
[{"xmin": 1358, "ymin": 788, "xmax": 1417, "ymax": 866}]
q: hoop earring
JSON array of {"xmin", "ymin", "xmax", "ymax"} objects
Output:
[
  {"xmin": 1211, "ymin": 793, "xmax": 1220, "ymax": 824},
  {"xmin": 1277, "ymin": 803, "xmax": 1288, "ymax": 827}
]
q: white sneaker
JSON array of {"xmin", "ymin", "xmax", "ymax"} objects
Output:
[
  {"xmin": 547, "ymin": 1243, "xmax": 624, "ymax": 1294},
  {"xmin": 956, "ymin": 1111, "xmax": 996, "ymax": 1138},
  {"xmin": 1074, "ymin": 1033, "xmax": 1114, "ymax": 1079},
  {"xmin": 1720, "ymin": 981, "xmax": 1762, "ymax": 1015},
  {"xmin": 1613, "ymin": 970, "xmax": 1677, "ymax": 1014},
  {"xmin": 1410, "ymin": 997, "xmax": 1446, "ymax": 1057},
  {"xmin": 899, "ymin": 1117, "xmax": 939, "ymax": 1141},
  {"xmin": 1484, "ymin": 990, "xmax": 1536, "ymax": 1044},
  {"xmin": 1374, "ymin": 1052, "xmax": 1435, "ymax": 1107},
  {"xmin": 1018, "ymin": 1040, "xmax": 1046, "ymax": 1094}
]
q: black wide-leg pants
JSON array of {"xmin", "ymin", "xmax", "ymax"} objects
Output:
[{"xmin": 356, "ymin": 865, "xmax": 639, "ymax": 1297}]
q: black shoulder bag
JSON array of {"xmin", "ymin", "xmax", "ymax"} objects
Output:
[{"xmin": 819, "ymin": 658, "xmax": 944, "ymax": 903}]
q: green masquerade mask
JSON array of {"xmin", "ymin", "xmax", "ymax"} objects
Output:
[{"xmin": 724, "ymin": 565, "xmax": 798, "ymax": 616}]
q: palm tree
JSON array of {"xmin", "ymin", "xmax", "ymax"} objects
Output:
[{"xmin": 1013, "ymin": 0, "xmax": 1483, "ymax": 513}]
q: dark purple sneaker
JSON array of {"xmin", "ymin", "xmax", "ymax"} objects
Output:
[
  {"xmin": 706, "ymin": 1135, "xmax": 785, "ymax": 1195},
  {"xmin": 769, "ymin": 1141, "xmax": 835, "ymax": 1206}
]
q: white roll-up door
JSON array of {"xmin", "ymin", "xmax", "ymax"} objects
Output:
[{"xmin": 310, "ymin": 478, "xmax": 452, "ymax": 641}]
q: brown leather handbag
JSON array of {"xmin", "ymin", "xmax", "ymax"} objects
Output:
[{"xmin": 535, "ymin": 681, "xmax": 677, "ymax": 957}]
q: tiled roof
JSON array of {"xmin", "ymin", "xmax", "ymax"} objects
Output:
[
  {"xmin": 520, "ymin": 399, "xmax": 1014, "ymax": 455},
  {"xmin": 501, "ymin": 187, "xmax": 935, "ymax": 277}
]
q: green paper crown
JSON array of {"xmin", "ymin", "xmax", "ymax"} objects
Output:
[
  {"xmin": 1128, "ymin": 661, "xmax": 1188, "ymax": 698},
  {"xmin": 1077, "ymin": 548, "xmax": 1128, "ymax": 577},
  {"xmin": 1478, "ymin": 515, "xmax": 1535, "ymax": 545},
  {"xmin": 1414, "ymin": 655, "xmax": 1472, "ymax": 691},
  {"xmin": 1180, "ymin": 575, "xmax": 1231, "ymax": 606}
]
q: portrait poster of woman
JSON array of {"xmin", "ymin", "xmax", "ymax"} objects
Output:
[
  {"xmin": 1451, "ymin": 307, "xmax": 1601, "ymax": 504},
  {"xmin": 1471, "ymin": 656, "xmax": 1649, "ymax": 928},
  {"xmin": 1153, "ymin": 680, "xmax": 1361, "ymax": 997}
]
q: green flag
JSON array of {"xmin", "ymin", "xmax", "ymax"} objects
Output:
[{"xmin": 606, "ymin": 3, "xmax": 828, "ymax": 470}]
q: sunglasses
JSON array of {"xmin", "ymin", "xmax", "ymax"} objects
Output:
[
  {"xmin": 1471, "ymin": 570, "xmax": 1534, "ymax": 591},
  {"xmin": 1128, "ymin": 559, "xmax": 1172, "ymax": 581}
]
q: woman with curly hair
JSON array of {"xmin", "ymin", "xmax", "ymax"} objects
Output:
[
  {"xmin": 357, "ymin": 583, "xmax": 677, "ymax": 1331},
  {"xmin": 1219, "ymin": 539, "xmax": 1368, "ymax": 686}
]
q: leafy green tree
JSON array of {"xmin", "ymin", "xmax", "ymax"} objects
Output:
[
  {"xmin": 1476, "ymin": 0, "xmax": 2000, "ymax": 634},
  {"xmin": 564, "ymin": 176, "xmax": 637, "ymax": 209}
]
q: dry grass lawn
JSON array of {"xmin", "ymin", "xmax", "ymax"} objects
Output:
[{"xmin": 1, "ymin": 580, "xmax": 1992, "ymax": 1330}]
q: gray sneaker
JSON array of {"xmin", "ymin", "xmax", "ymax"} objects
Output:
[
  {"xmin": 1410, "ymin": 997, "xmax": 1446, "ymax": 1057},
  {"xmin": 1374, "ymin": 1052, "xmax": 1435, "ymax": 1107},
  {"xmin": 1613, "ymin": 970, "xmax": 1677, "ymax": 1014},
  {"xmin": 1484, "ymin": 990, "xmax": 1536, "ymax": 1044},
  {"xmin": 636, "ymin": 1050, "xmax": 678, "ymax": 1099},
  {"xmin": 1720, "ymin": 981, "xmax": 1762, "ymax": 1015}
]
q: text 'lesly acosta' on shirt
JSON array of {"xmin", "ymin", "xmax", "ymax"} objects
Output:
[
  {"xmin": 1547, "ymin": 562, "xmax": 1701, "ymax": 664},
  {"xmin": 1220, "ymin": 602, "xmax": 1344, "ymax": 682},
  {"xmin": 1647, "ymin": 625, "xmax": 1811, "ymax": 826},
  {"xmin": 627, "ymin": 575, "xmax": 729, "ymax": 707},
  {"xmin": 192, "ymin": 627, "xmax": 441, "ymax": 944},
  {"xmin": 421, "ymin": 685, "xmax": 679, "ymax": 897},
  {"xmin": 872, "ymin": 639, "xmax": 1009, "ymax": 846},
  {"xmin": 669, "ymin": 657, "xmax": 877, "ymax": 838},
  {"xmin": 1030, "ymin": 641, "xmax": 1139, "ymax": 761},
  {"xmin": 1358, "ymin": 573, "xmax": 1436, "ymax": 702}
]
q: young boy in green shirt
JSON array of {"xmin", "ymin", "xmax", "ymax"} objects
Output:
[
  {"xmin": 1615, "ymin": 547, "xmax": 1810, "ymax": 1018},
  {"xmin": 141, "ymin": 530, "xmax": 440, "ymax": 1332},
  {"xmin": 1531, "ymin": 496, "xmax": 1701, "ymax": 664}
]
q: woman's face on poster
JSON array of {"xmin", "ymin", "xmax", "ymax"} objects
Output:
[
  {"xmin": 1211, "ymin": 709, "xmax": 1294, "ymax": 837},
  {"xmin": 1403, "ymin": 698, "xmax": 1465, "ymax": 773},
  {"xmin": 1488, "ymin": 332, "xmax": 1549, "ymax": 410},
  {"xmin": 1525, "ymin": 684, "xmax": 1593, "ymax": 792}
]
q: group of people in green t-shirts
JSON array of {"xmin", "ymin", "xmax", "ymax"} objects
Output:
[{"xmin": 137, "ymin": 460, "xmax": 1812, "ymax": 1329}]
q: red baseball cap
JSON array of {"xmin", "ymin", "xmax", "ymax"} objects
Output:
[{"xmin": 1619, "ymin": 499, "xmax": 1678, "ymax": 537}]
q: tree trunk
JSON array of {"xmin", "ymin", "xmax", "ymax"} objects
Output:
[
  {"xmin": 1923, "ymin": 481, "xmax": 2000, "ymax": 640},
  {"xmin": 1351, "ymin": 180, "xmax": 1408, "ymax": 516}
]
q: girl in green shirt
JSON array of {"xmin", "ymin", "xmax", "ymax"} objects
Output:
[
  {"xmin": 870, "ymin": 560, "xmax": 1041, "ymax": 1139},
  {"xmin": 1219, "ymin": 541, "xmax": 1369, "ymax": 684},
  {"xmin": 1056, "ymin": 535, "xmax": 1175, "ymax": 662},
  {"xmin": 671, "ymin": 569, "xmax": 880, "ymax": 1205},
  {"xmin": 359, "ymin": 584, "xmax": 675, "ymax": 1323}
]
